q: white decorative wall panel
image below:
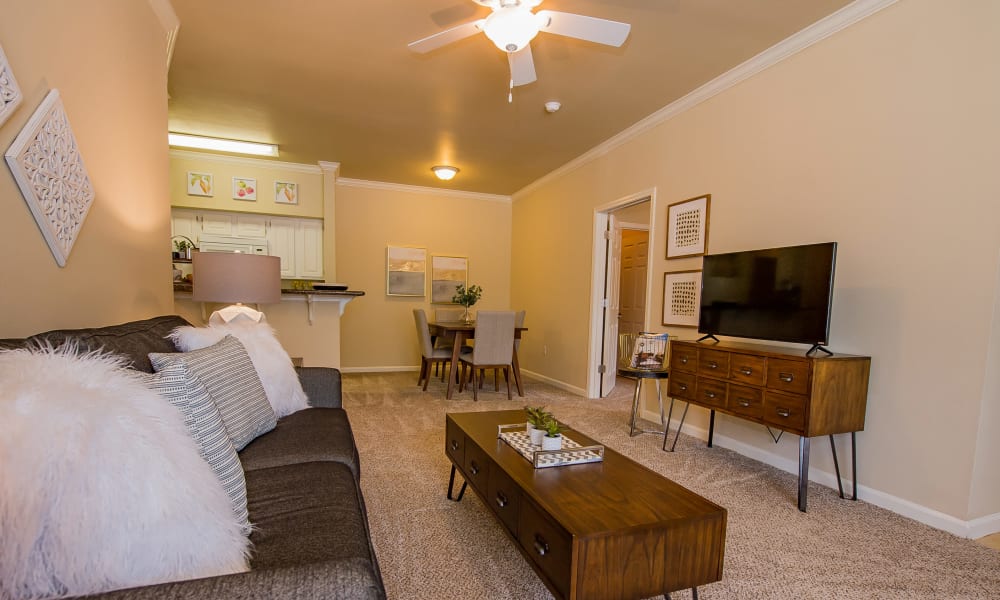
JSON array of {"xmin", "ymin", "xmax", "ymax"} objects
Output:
[
  {"xmin": 0, "ymin": 42, "xmax": 23, "ymax": 127},
  {"xmin": 5, "ymin": 90, "xmax": 95, "ymax": 267}
]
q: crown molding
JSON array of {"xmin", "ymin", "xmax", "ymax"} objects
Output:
[
  {"xmin": 513, "ymin": 0, "xmax": 899, "ymax": 201},
  {"xmin": 168, "ymin": 149, "xmax": 323, "ymax": 174},
  {"xmin": 147, "ymin": 0, "xmax": 180, "ymax": 70},
  {"xmin": 337, "ymin": 178, "xmax": 511, "ymax": 204},
  {"xmin": 317, "ymin": 161, "xmax": 341, "ymax": 175}
]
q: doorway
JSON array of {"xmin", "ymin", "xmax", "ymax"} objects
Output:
[{"xmin": 587, "ymin": 191, "xmax": 655, "ymax": 398}]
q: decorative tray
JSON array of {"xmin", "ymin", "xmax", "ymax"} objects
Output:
[{"xmin": 497, "ymin": 424, "xmax": 605, "ymax": 469}]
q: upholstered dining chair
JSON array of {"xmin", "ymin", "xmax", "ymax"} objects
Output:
[
  {"xmin": 459, "ymin": 311, "xmax": 515, "ymax": 401},
  {"xmin": 480, "ymin": 309, "xmax": 525, "ymax": 390},
  {"xmin": 413, "ymin": 309, "xmax": 454, "ymax": 391},
  {"xmin": 432, "ymin": 307, "xmax": 466, "ymax": 377}
]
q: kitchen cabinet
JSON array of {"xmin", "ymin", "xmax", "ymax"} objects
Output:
[{"xmin": 266, "ymin": 217, "xmax": 298, "ymax": 278}]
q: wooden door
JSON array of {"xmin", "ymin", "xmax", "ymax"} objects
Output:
[
  {"xmin": 618, "ymin": 229, "xmax": 649, "ymax": 336},
  {"xmin": 601, "ymin": 215, "xmax": 622, "ymax": 396}
]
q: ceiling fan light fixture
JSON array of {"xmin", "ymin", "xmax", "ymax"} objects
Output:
[
  {"xmin": 482, "ymin": 6, "xmax": 541, "ymax": 53},
  {"xmin": 431, "ymin": 165, "xmax": 460, "ymax": 181}
]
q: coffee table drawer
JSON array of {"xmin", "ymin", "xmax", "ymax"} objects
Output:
[
  {"xmin": 463, "ymin": 442, "xmax": 490, "ymax": 495},
  {"xmin": 517, "ymin": 498, "xmax": 572, "ymax": 599},
  {"xmin": 487, "ymin": 466, "xmax": 520, "ymax": 536},
  {"xmin": 445, "ymin": 417, "xmax": 465, "ymax": 465}
]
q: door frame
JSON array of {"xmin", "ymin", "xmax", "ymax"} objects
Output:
[{"xmin": 586, "ymin": 188, "xmax": 657, "ymax": 398}]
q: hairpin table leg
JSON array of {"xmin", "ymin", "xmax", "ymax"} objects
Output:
[{"xmin": 447, "ymin": 464, "xmax": 467, "ymax": 502}]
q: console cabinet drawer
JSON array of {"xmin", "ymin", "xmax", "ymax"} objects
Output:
[
  {"xmin": 696, "ymin": 379, "xmax": 727, "ymax": 409},
  {"xmin": 670, "ymin": 346, "xmax": 697, "ymax": 373},
  {"xmin": 445, "ymin": 418, "xmax": 465, "ymax": 465},
  {"xmin": 518, "ymin": 498, "xmax": 572, "ymax": 599},
  {"xmin": 668, "ymin": 371, "xmax": 696, "ymax": 401},
  {"xmin": 730, "ymin": 354, "xmax": 766, "ymax": 386},
  {"xmin": 463, "ymin": 442, "xmax": 491, "ymax": 495},
  {"xmin": 698, "ymin": 349, "xmax": 730, "ymax": 378},
  {"xmin": 728, "ymin": 384, "xmax": 763, "ymax": 419},
  {"xmin": 766, "ymin": 359, "xmax": 810, "ymax": 395},
  {"xmin": 763, "ymin": 391, "xmax": 807, "ymax": 432},
  {"xmin": 487, "ymin": 466, "xmax": 521, "ymax": 536}
]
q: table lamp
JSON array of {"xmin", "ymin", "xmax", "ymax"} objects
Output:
[{"xmin": 192, "ymin": 251, "xmax": 281, "ymax": 324}]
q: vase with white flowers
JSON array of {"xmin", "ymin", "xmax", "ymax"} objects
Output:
[{"xmin": 452, "ymin": 283, "xmax": 483, "ymax": 324}]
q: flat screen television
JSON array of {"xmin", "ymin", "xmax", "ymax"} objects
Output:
[{"xmin": 698, "ymin": 242, "xmax": 837, "ymax": 349}]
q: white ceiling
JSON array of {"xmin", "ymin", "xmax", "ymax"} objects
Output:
[{"xmin": 167, "ymin": 0, "xmax": 854, "ymax": 195}]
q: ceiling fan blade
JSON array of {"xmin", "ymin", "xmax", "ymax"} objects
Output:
[
  {"xmin": 536, "ymin": 10, "xmax": 631, "ymax": 47},
  {"xmin": 408, "ymin": 19, "xmax": 484, "ymax": 54},
  {"xmin": 508, "ymin": 45, "xmax": 537, "ymax": 86}
]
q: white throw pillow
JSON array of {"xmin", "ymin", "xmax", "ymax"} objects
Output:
[
  {"xmin": 0, "ymin": 346, "xmax": 250, "ymax": 599},
  {"xmin": 138, "ymin": 362, "xmax": 251, "ymax": 534},
  {"xmin": 150, "ymin": 336, "xmax": 277, "ymax": 450},
  {"xmin": 169, "ymin": 322, "xmax": 309, "ymax": 418}
]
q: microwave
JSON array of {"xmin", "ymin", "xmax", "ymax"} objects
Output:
[{"xmin": 198, "ymin": 234, "xmax": 268, "ymax": 255}]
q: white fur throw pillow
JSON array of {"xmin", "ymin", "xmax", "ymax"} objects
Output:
[
  {"xmin": 169, "ymin": 322, "xmax": 309, "ymax": 418},
  {"xmin": 0, "ymin": 346, "xmax": 250, "ymax": 599}
]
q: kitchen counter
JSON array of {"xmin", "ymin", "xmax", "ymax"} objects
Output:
[{"xmin": 173, "ymin": 283, "xmax": 364, "ymax": 322}]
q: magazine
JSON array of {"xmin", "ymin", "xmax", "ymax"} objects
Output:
[{"xmin": 629, "ymin": 333, "xmax": 669, "ymax": 370}]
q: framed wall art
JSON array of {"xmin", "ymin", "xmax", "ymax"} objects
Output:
[
  {"xmin": 386, "ymin": 245, "xmax": 426, "ymax": 296},
  {"xmin": 186, "ymin": 172, "xmax": 213, "ymax": 196},
  {"xmin": 0, "ymin": 42, "xmax": 24, "ymax": 127},
  {"xmin": 431, "ymin": 255, "xmax": 468, "ymax": 303},
  {"xmin": 666, "ymin": 194, "xmax": 710, "ymax": 259},
  {"xmin": 275, "ymin": 180, "xmax": 298, "ymax": 204},
  {"xmin": 5, "ymin": 89, "xmax": 95, "ymax": 267},
  {"xmin": 662, "ymin": 270, "xmax": 702, "ymax": 327},
  {"xmin": 233, "ymin": 177, "xmax": 257, "ymax": 201}
]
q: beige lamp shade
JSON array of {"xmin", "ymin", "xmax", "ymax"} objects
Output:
[{"xmin": 192, "ymin": 252, "xmax": 281, "ymax": 305}]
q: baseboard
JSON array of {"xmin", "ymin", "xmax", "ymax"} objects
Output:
[
  {"xmin": 339, "ymin": 366, "xmax": 420, "ymax": 373},
  {"xmin": 640, "ymin": 408, "xmax": 1000, "ymax": 539},
  {"xmin": 517, "ymin": 369, "xmax": 588, "ymax": 397}
]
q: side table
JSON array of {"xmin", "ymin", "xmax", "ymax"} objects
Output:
[{"xmin": 617, "ymin": 367, "xmax": 672, "ymax": 439}]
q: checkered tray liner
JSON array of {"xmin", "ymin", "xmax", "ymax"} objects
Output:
[{"xmin": 499, "ymin": 429, "xmax": 604, "ymax": 469}]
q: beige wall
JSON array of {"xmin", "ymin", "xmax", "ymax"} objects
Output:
[
  {"xmin": 0, "ymin": 0, "xmax": 172, "ymax": 337},
  {"xmin": 169, "ymin": 151, "xmax": 324, "ymax": 218},
  {"xmin": 336, "ymin": 182, "xmax": 512, "ymax": 369},
  {"xmin": 512, "ymin": 0, "xmax": 1000, "ymax": 523}
]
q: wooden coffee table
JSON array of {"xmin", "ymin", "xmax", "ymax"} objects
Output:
[{"xmin": 445, "ymin": 410, "xmax": 726, "ymax": 600}]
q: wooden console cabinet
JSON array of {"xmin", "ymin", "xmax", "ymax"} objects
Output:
[{"xmin": 668, "ymin": 340, "xmax": 871, "ymax": 511}]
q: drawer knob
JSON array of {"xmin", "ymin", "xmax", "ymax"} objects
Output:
[
  {"xmin": 450, "ymin": 440, "xmax": 459, "ymax": 451},
  {"xmin": 738, "ymin": 399, "xmax": 751, "ymax": 407},
  {"xmin": 779, "ymin": 372, "xmax": 794, "ymax": 383},
  {"xmin": 533, "ymin": 534, "xmax": 549, "ymax": 557},
  {"xmin": 705, "ymin": 391, "xmax": 717, "ymax": 399},
  {"xmin": 680, "ymin": 357, "xmax": 688, "ymax": 364},
  {"xmin": 470, "ymin": 461, "xmax": 480, "ymax": 475},
  {"xmin": 739, "ymin": 367, "xmax": 753, "ymax": 375},
  {"xmin": 495, "ymin": 492, "xmax": 508, "ymax": 508},
  {"xmin": 776, "ymin": 407, "xmax": 791, "ymax": 418},
  {"xmin": 678, "ymin": 384, "xmax": 688, "ymax": 392},
  {"xmin": 707, "ymin": 361, "xmax": 718, "ymax": 369}
]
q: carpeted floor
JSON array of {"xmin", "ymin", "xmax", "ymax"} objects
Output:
[{"xmin": 341, "ymin": 371, "xmax": 1000, "ymax": 599}]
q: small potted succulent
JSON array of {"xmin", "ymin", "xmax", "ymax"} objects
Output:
[
  {"xmin": 540, "ymin": 416, "xmax": 565, "ymax": 451},
  {"xmin": 452, "ymin": 283, "xmax": 483, "ymax": 324},
  {"xmin": 525, "ymin": 406, "xmax": 550, "ymax": 445}
]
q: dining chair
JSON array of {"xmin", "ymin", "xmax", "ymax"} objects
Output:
[
  {"xmin": 413, "ymin": 309, "xmax": 454, "ymax": 391},
  {"xmin": 433, "ymin": 307, "xmax": 471, "ymax": 378},
  {"xmin": 480, "ymin": 309, "xmax": 525, "ymax": 390},
  {"xmin": 459, "ymin": 311, "xmax": 515, "ymax": 401}
]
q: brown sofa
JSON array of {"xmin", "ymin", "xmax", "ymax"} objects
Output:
[{"xmin": 0, "ymin": 315, "xmax": 385, "ymax": 599}]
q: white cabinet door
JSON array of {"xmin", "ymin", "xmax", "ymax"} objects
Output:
[
  {"xmin": 296, "ymin": 219, "xmax": 324, "ymax": 279},
  {"xmin": 266, "ymin": 217, "xmax": 297, "ymax": 278},
  {"xmin": 200, "ymin": 213, "xmax": 233, "ymax": 236},
  {"xmin": 235, "ymin": 214, "xmax": 267, "ymax": 238},
  {"xmin": 171, "ymin": 209, "xmax": 200, "ymax": 248}
]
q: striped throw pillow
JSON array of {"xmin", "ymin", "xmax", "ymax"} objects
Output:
[
  {"xmin": 139, "ymin": 361, "xmax": 250, "ymax": 534},
  {"xmin": 150, "ymin": 335, "xmax": 276, "ymax": 451}
]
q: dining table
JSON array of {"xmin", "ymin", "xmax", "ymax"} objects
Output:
[{"xmin": 427, "ymin": 320, "xmax": 528, "ymax": 400}]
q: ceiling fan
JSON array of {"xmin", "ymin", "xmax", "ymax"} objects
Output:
[{"xmin": 407, "ymin": 0, "xmax": 631, "ymax": 87}]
